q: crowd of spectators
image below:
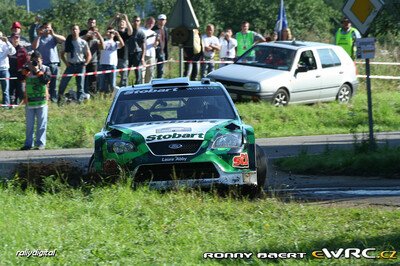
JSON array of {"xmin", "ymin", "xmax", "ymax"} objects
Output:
[
  {"xmin": 0, "ymin": 13, "xmax": 358, "ymax": 106},
  {"xmin": 0, "ymin": 14, "xmax": 298, "ymax": 105}
]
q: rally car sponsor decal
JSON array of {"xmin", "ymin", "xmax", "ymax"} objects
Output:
[
  {"xmin": 161, "ymin": 156, "xmax": 188, "ymax": 162},
  {"xmin": 146, "ymin": 132, "xmax": 205, "ymax": 142},
  {"xmin": 233, "ymin": 153, "xmax": 249, "ymax": 168},
  {"xmin": 156, "ymin": 127, "xmax": 192, "ymax": 133},
  {"xmin": 117, "ymin": 120, "xmax": 231, "ymax": 143}
]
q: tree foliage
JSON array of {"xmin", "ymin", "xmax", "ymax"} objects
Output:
[{"xmin": 0, "ymin": 0, "xmax": 35, "ymax": 35}]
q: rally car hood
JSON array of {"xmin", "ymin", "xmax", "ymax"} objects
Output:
[{"xmin": 109, "ymin": 119, "xmax": 239, "ymax": 143}]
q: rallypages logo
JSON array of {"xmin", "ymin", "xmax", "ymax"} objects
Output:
[{"xmin": 312, "ymin": 248, "xmax": 397, "ymax": 260}]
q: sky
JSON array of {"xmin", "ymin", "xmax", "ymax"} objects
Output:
[{"xmin": 16, "ymin": 0, "xmax": 51, "ymax": 12}]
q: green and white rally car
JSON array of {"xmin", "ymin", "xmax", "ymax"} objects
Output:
[{"xmin": 89, "ymin": 77, "xmax": 267, "ymax": 189}]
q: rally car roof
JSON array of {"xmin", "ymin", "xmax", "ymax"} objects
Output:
[{"xmin": 118, "ymin": 78, "xmax": 212, "ymax": 92}]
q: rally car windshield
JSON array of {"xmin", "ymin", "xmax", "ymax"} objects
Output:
[{"xmin": 109, "ymin": 86, "xmax": 237, "ymax": 124}]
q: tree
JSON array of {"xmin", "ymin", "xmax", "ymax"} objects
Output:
[{"xmin": 0, "ymin": 0, "xmax": 33, "ymax": 36}]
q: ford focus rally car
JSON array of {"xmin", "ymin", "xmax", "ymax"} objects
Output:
[{"xmin": 88, "ymin": 77, "xmax": 267, "ymax": 189}]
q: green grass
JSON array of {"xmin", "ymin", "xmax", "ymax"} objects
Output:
[
  {"xmin": 1, "ymin": 79, "xmax": 400, "ymax": 150},
  {"xmin": 1, "ymin": 184, "xmax": 400, "ymax": 264}
]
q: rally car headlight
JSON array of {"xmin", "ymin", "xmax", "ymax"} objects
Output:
[
  {"xmin": 244, "ymin": 82, "xmax": 261, "ymax": 92},
  {"xmin": 111, "ymin": 141, "xmax": 136, "ymax": 154},
  {"xmin": 212, "ymin": 133, "xmax": 242, "ymax": 148}
]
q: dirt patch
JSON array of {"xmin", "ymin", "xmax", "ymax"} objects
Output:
[{"xmin": 8, "ymin": 161, "xmax": 122, "ymax": 192}]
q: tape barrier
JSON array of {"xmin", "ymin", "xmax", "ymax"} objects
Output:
[
  {"xmin": 0, "ymin": 60, "xmax": 169, "ymax": 81},
  {"xmin": 0, "ymin": 104, "xmax": 20, "ymax": 108},
  {"xmin": 356, "ymin": 61, "xmax": 400, "ymax": 66},
  {"xmin": 357, "ymin": 75, "xmax": 400, "ymax": 80},
  {"xmin": 1, "ymin": 59, "xmax": 399, "ymax": 81}
]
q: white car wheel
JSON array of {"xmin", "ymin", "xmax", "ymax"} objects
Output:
[
  {"xmin": 272, "ymin": 89, "xmax": 289, "ymax": 106},
  {"xmin": 337, "ymin": 84, "xmax": 352, "ymax": 103}
]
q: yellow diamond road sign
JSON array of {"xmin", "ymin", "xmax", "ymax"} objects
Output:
[{"xmin": 343, "ymin": 0, "xmax": 384, "ymax": 35}]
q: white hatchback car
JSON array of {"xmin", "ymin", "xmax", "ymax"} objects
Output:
[{"xmin": 208, "ymin": 41, "xmax": 359, "ymax": 106}]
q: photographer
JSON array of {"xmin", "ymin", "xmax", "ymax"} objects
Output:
[
  {"xmin": 20, "ymin": 51, "xmax": 51, "ymax": 150},
  {"xmin": 97, "ymin": 27, "xmax": 124, "ymax": 94},
  {"xmin": 32, "ymin": 22, "xmax": 66, "ymax": 103},
  {"xmin": 108, "ymin": 13, "xmax": 133, "ymax": 86}
]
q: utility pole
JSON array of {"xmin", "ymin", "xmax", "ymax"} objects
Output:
[{"xmin": 26, "ymin": 0, "xmax": 30, "ymax": 12}]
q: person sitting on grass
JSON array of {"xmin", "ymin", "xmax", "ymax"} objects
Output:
[{"xmin": 20, "ymin": 51, "xmax": 51, "ymax": 151}]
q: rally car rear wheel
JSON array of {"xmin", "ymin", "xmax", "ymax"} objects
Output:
[{"xmin": 256, "ymin": 144, "xmax": 267, "ymax": 189}]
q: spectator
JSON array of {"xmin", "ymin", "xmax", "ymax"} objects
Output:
[
  {"xmin": 200, "ymin": 24, "xmax": 220, "ymax": 78},
  {"xmin": 32, "ymin": 22, "xmax": 65, "ymax": 103},
  {"xmin": 142, "ymin": 17, "xmax": 158, "ymax": 83},
  {"xmin": 219, "ymin": 28, "xmax": 237, "ymax": 67},
  {"xmin": 127, "ymin": 16, "xmax": 146, "ymax": 84},
  {"xmin": 183, "ymin": 30, "xmax": 202, "ymax": 81},
  {"xmin": 235, "ymin": 21, "xmax": 265, "ymax": 58},
  {"xmin": 335, "ymin": 17, "xmax": 361, "ymax": 60},
  {"xmin": 20, "ymin": 51, "xmax": 51, "ymax": 150},
  {"xmin": 272, "ymin": 31, "xmax": 278, "ymax": 41},
  {"xmin": 9, "ymin": 33, "xmax": 29, "ymax": 104},
  {"xmin": 280, "ymin": 28, "xmax": 293, "ymax": 41},
  {"xmin": 0, "ymin": 31, "xmax": 16, "ymax": 105},
  {"xmin": 81, "ymin": 26, "xmax": 101, "ymax": 94},
  {"xmin": 97, "ymin": 27, "xmax": 124, "ymax": 94},
  {"xmin": 80, "ymin": 18, "xmax": 97, "ymax": 37},
  {"xmin": 108, "ymin": 13, "xmax": 133, "ymax": 87},
  {"xmin": 58, "ymin": 25, "xmax": 92, "ymax": 105},
  {"xmin": 152, "ymin": 14, "xmax": 169, "ymax": 78},
  {"xmin": 9, "ymin": 21, "xmax": 32, "ymax": 53},
  {"xmin": 29, "ymin": 15, "xmax": 42, "ymax": 43}
]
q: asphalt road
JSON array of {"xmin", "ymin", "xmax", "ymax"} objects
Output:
[{"xmin": 1, "ymin": 131, "xmax": 400, "ymax": 207}]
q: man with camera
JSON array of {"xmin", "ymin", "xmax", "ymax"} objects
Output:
[
  {"xmin": 108, "ymin": 13, "xmax": 133, "ymax": 86},
  {"xmin": 97, "ymin": 27, "xmax": 124, "ymax": 94},
  {"xmin": 20, "ymin": 51, "xmax": 51, "ymax": 150},
  {"xmin": 32, "ymin": 22, "xmax": 66, "ymax": 103}
]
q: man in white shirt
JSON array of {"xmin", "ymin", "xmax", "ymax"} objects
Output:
[
  {"xmin": 142, "ymin": 17, "xmax": 158, "ymax": 83},
  {"xmin": 219, "ymin": 28, "xmax": 237, "ymax": 67},
  {"xmin": 0, "ymin": 31, "xmax": 16, "ymax": 105},
  {"xmin": 201, "ymin": 24, "xmax": 220, "ymax": 78},
  {"xmin": 97, "ymin": 27, "xmax": 124, "ymax": 94}
]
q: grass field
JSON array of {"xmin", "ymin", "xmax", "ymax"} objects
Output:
[{"xmin": 1, "ymin": 184, "xmax": 400, "ymax": 264}]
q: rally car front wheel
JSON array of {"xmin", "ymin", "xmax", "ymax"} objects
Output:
[{"xmin": 87, "ymin": 154, "xmax": 95, "ymax": 174}]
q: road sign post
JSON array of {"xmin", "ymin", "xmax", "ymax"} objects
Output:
[
  {"xmin": 167, "ymin": 0, "xmax": 200, "ymax": 77},
  {"xmin": 342, "ymin": 0, "xmax": 383, "ymax": 150}
]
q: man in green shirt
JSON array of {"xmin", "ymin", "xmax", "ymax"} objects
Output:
[
  {"xmin": 20, "ymin": 51, "xmax": 51, "ymax": 150},
  {"xmin": 235, "ymin": 21, "xmax": 265, "ymax": 59}
]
